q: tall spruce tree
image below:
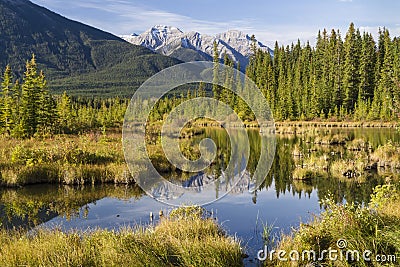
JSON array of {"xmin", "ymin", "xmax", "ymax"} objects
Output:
[
  {"xmin": 343, "ymin": 23, "xmax": 361, "ymax": 112},
  {"xmin": 212, "ymin": 41, "xmax": 221, "ymax": 99},
  {"xmin": 58, "ymin": 91, "xmax": 74, "ymax": 133},
  {"xmin": 19, "ymin": 55, "xmax": 41, "ymax": 137},
  {"xmin": 358, "ymin": 32, "xmax": 376, "ymax": 101},
  {"xmin": 377, "ymin": 29, "xmax": 395, "ymax": 120},
  {"xmin": 36, "ymin": 70, "xmax": 57, "ymax": 134},
  {"xmin": 0, "ymin": 65, "xmax": 16, "ymax": 135},
  {"xmin": 222, "ymin": 53, "xmax": 235, "ymax": 108}
]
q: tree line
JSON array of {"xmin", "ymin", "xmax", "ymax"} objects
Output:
[
  {"xmin": 0, "ymin": 55, "xmax": 127, "ymax": 138},
  {"xmin": 152, "ymin": 23, "xmax": 400, "ymax": 124},
  {"xmin": 2, "ymin": 23, "xmax": 399, "ymax": 138},
  {"xmin": 246, "ymin": 23, "xmax": 400, "ymax": 121}
]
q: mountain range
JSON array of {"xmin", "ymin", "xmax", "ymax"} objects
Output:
[
  {"xmin": 0, "ymin": 0, "xmax": 270, "ymax": 97},
  {"xmin": 121, "ymin": 25, "xmax": 273, "ymax": 69}
]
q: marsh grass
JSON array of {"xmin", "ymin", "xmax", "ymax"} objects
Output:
[
  {"xmin": 275, "ymin": 121, "xmax": 397, "ymax": 128},
  {"xmin": 313, "ymin": 133, "xmax": 348, "ymax": 145},
  {"xmin": 270, "ymin": 184, "xmax": 400, "ymax": 267},
  {"xmin": 292, "ymin": 154, "xmax": 329, "ymax": 180},
  {"xmin": 0, "ymin": 133, "xmax": 143, "ymax": 187},
  {"xmin": 346, "ymin": 138, "xmax": 371, "ymax": 151},
  {"xmin": 371, "ymin": 141, "xmax": 400, "ymax": 170},
  {"xmin": 292, "ymin": 168, "xmax": 324, "ymax": 180},
  {"xmin": 0, "ymin": 207, "xmax": 243, "ymax": 267},
  {"xmin": 292, "ymin": 136, "xmax": 386, "ymax": 181},
  {"xmin": 330, "ymin": 157, "xmax": 369, "ymax": 178}
]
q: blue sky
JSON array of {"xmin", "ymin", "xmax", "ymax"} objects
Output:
[{"xmin": 31, "ymin": 0, "xmax": 400, "ymax": 47}]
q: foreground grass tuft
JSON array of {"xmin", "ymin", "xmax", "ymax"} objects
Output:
[
  {"xmin": 270, "ymin": 184, "xmax": 400, "ymax": 266},
  {"xmin": 0, "ymin": 207, "xmax": 243, "ymax": 267}
]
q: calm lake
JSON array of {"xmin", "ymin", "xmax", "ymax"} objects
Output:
[{"xmin": 1, "ymin": 127, "xmax": 399, "ymax": 265}]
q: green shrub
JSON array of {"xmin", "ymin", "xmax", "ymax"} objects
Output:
[{"xmin": 11, "ymin": 145, "xmax": 49, "ymax": 166}]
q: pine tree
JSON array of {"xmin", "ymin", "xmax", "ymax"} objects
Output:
[
  {"xmin": 343, "ymin": 23, "xmax": 361, "ymax": 112},
  {"xmin": 198, "ymin": 82, "xmax": 206, "ymax": 97},
  {"xmin": 11, "ymin": 80, "xmax": 21, "ymax": 130},
  {"xmin": 222, "ymin": 53, "xmax": 235, "ymax": 108},
  {"xmin": 275, "ymin": 46, "xmax": 287, "ymax": 120},
  {"xmin": 358, "ymin": 33, "xmax": 376, "ymax": 101},
  {"xmin": 300, "ymin": 41, "xmax": 313, "ymax": 118},
  {"xmin": 309, "ymin": 65, "xmax": 320, "ymax": 118},
  {"xmin": 234, "ymin": 64, "xmax": 243, "ymax": 115},
  {"xmin": 314, "ymin": 29, "xmax": 332, "ymax": 116},
  {"xmin": 332, "ymin": 30, "xmax": 344, "ymax": 112},
  {"xmin": 377, "ymin": 29, "xmax": 395, "ymax": 120},
  {"xmin": 37, "ymin": 71, "xmax": 57, "ymax": 134},
  {"xmin": 58, "ymin": 91, "xmax": 74, "ymax": 133},
  {"xmin": 369, "ymin": 29, "xmax": 385, "ymax": 119},
  {"xmin": 290, "ymin": 40, "xmax": 302, "ymax": 118},
  {"xmin": 0, "ymin": 65, "xmax": 14, "ymax": 134},
  {"xmin": 393, "ymin": 37, "xmax": 400, "ymax": 117},
  {"xmin": 19, "ymin": 55, "xmax": 41, "ymax": 137},
  {"xmin": 265, "ymin": 59, "xmax": 276, "ymax": 111},
  {"xmin": 212, "ymin": 41, "xmax": 221, "ymax": 99}
]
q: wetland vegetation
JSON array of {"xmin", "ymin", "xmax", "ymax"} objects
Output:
[
  {"xmin": 0, "ymin": 206, "xmax": 243, "ymax": 267},
  {"xmin": 270, "ymin": 184, "xmax": 400, "ymax": 266}
]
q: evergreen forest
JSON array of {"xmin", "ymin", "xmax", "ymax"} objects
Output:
[
  {"xmin": 246, "ymin": 23, "xmax": 400, "ymax": 121},
  {"xmin": 1, "ymin": 23, "xmax": 400, "ymax": 139}
]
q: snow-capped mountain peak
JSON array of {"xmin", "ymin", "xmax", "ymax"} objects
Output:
[
  {"xmin": 121, "ymin": 26, "xmax": 272, "ymax": 68},
  {"xmin": 147, "ymin": 25, "xmax": 183, "ymax": 40},
  {"xmin": 151, "ymin": 25, "xmax": 182, "ymax": 33}
]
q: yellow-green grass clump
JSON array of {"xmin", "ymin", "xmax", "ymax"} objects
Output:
[
  {"xmin": 346, "ymin": 138, "xmax": 371, "ymax": 151},
  {"xmin": 303, "ymin": 154, "xmax": 329, "ymax": 170},
  {"xmin": 330, "ymin": 158, "xmax": 370, "ymax": 179},
  {"xmin": 371, "ymin": 141, "xmax": 400, "ymax": 169},
  {"xmin": 0, "ymin": 206, "xmax": 243, "ymax": 267},
  {"xmin": 0, "ymin": 133, "xmax": 144, "ymax": 187},
  {"xmin": 292, "ymin": 168, "xmax": 323, "ymax": 180},
  {"xmin": 271, "ymin": 184, "xmax": 400, "ymax": 267},
  {"xmin": 313, "ymin": 134, "xmax": 347, "ymax": 145},
  {"xmin": 292, "ymin": 154, "xmax": 330, "ymax": 180}
]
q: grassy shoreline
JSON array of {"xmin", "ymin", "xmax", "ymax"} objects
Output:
[
  {"xmin": 0, "ymin": 207, "xmax": 243, "ymax": 267},
  {"xmin": 1, "ymin": 123, "xmax": 400, "ymax": 187},
  {"xmin": 275, "ymin": 120, "xmax": 398, "ymax": 128},
  {"xmin": 0, "ymin": 133, "xmax": 142, "ymax": 187},
  {"xmin": 269, "ymin": 183, "xmax": 400, "ymax": 266}
]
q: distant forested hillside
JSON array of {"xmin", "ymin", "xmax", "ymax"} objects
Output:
[{"xmin": 0, "ymin": 0, "xmax": 180, "ymax": 97}]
